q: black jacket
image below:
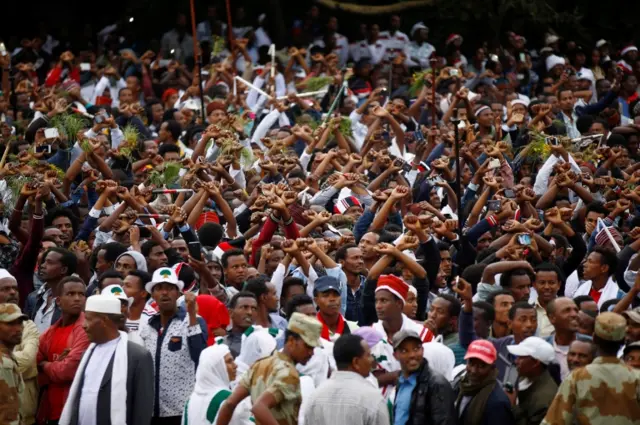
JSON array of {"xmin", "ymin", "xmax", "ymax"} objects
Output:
[
  {"xmin": 64, "ymin": 340, "xmax": 155, "ymax": 425},
  {"xmin": 395, "ymin": 358, "xmax": 457, "ymax": 425}
]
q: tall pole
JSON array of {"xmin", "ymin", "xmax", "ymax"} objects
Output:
[
  {"xmin": 189, "ymin": 0, "xmax": 207, "ymax": 125},
  {"xmin": 451, "ymin": 117, "xmax": 463, "ymax": 240},
  {"xmin": 429, "ymin": 57, "xmax": 437, "ymax": 127},
  {"xmin": 225, "ymin": 0, "xmax": 234, "ymax": 46}
]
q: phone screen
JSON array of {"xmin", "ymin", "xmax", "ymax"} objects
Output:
[
  {"xmin": 188, "ymin": 241, "xmax": 203, "ymax": 261},
  {"xmin": 518, "ymin": 234, "xmax": 532, "ymax": 246},
  {"xmin": 504, "ymin": 189, "xmax": 515, "ymax": 199},
  {"xmin": 44, "ymin": 128, "xmax": 59, "ymax": 139}
]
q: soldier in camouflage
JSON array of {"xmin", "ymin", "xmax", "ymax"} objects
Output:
[
  {"xmin": 216, "ymin": 312, "xmax": 322, "ymax": 425},
  {"xmin": 541, "ymin": 312, "xmax": 640, "ymax": 425},
  {"xmin": 0, "ymin": 303, "xmax": 28, "ymax": 425}
]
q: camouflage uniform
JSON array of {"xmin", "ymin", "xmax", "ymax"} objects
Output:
[
  {"xmin": 0, "ymin": 304, "xmax": 27, "ymax": 425},
  {"xmin": 239, "ymin": 313, "xmax": 322, "ymax": 425},
  {"xmin": 541, "ymin": 312, "xmax": 640, "ymax": 425}
]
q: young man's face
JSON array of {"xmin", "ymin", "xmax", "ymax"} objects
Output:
[
  {"xmin": 558, "ymin": 90, "xmax": 575, "ymax": 112},
  {"xmin": 152, "ymin": 283, "xmax": 180, "ymax": 312},
  {"xmin": 394, "ymin": 338, "xmax": 423, "ymax": 374}
]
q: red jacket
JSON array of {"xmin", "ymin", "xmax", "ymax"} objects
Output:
[
  {"xmin": 36, "ymin": 314, "xmax": 90, "ymax": 422},
  {"xmin": 45, "ymin": 65, "xmax": 80, "ymax": 87}
]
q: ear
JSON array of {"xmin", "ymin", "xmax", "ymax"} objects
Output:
[
  {"xmin": 55, "ymin": 297, "xmax": 60, "ymax": 307},
  {"xmin": 393, "ymin": 351, "xmax": 400, "ymax": 361}
]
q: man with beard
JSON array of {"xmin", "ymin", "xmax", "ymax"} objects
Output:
[
  {"xmin": 224, "ymin": 292, "xmax": 258, "ymax": 358},
  {"xmin": 217, "ymin": 313, "xmax": 322, "ymax": 425},
  {"xmin": 139, "ymin": 267, "xmax": 207, "ymax": 425},
  {"xmin": 455, "ymin": 339, "xmax": 515, "ymax": 425},
  {"xmin": 545, "ymin": 297, "xmax": 585, "ymax": 379},
  {"xmin": 25, "ymin": 248, "xmax": 77, "ymax": 334},
  {"xmin": 456, "ymin": 279, "xmax": 537, "ymax": 386}
]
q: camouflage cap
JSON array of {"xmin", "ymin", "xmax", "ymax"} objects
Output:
[
  {"xmin": 0, "ymin": 303, "xmax": 27, "ymax": 323},
  {"xmin": 595, "ymin": 312, "xmax": 627, "ymax": 341},
  {"xmin": 622, "ymin": 307, "xmax": 640, "ymax": 325},
  {"xmin": 287, "ymin": 312, "xmax": 322, "ymax": 348}
]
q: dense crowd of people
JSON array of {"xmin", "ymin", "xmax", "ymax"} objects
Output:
[{"xmin": 2, "ymin": 4, "xmax": 640, "ymax": 425}]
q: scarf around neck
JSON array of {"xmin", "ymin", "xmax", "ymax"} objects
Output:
[
  {"xmin": 456, "ymin": 368, "xmax": 499, "ymax": 425},
  {"xmin": 317, "ymin": 312, "xmax": 345, "ymax": 340}
]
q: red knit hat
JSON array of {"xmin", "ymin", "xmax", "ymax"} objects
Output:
[{"xmin": 376, "ymin": 275, "xmax": 409, "ymax": 304}]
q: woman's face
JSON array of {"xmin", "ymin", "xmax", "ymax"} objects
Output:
[
  {"xmin": 224, "ymin": 353, "xmax": 237, "ymax": 381},
  {"xmin": 207, "ymin": 261, "xmax": 223, "ymax": 281}
]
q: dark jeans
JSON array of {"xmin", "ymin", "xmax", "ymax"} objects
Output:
[{"xmin": 151, "ymin": 416, "xmax": 182, "ymax": 425}]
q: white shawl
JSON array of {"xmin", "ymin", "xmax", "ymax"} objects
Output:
[
  {"xmin": 572, "ymin": 276, "xmax": 621, "ymax": 308},
  {"xmin": 59, "ymin": 331, "xmax": 129, "ymax": 425}
]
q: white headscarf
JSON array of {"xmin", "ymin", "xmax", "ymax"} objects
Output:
[{"xmin": 185, "ymin": 345, "xmax": 232, "ymax": 425}]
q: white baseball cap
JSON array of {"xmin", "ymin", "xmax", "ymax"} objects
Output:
[
  {"xmin": 507, "ymin": 336, "xmax": 556, "ymax": 365},
  {"xmin": 146, "ymin": 267, "xmax": 184, "ymax": 294},
  {"xmin": 85, "ymin": 295, "xmax": 123, "ymax": 315},
  {"xmin": 101, "ymin": 284, "xmax": 133, "ymax": 308}
]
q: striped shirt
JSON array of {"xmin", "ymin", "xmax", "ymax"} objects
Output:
[{"xmin": 304, "ymin": 371, "xmax": 390, "ymax": 425}]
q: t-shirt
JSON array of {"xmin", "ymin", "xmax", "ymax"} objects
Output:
[
  {"xmin": 78, "ymin": 337, "xmax": 120, "ymax": 425},
  {"xmin": 240, "ymin": 351, "xmax": 301, "ymax": 425},
  {"xmin": 46, "ymin": 324, "xmax": 75, "ymax": 420}
]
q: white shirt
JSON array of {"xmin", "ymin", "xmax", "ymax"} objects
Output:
[
  {"xmin": 78, "ymin": 337, "xmax": 121, "ymax": 425},
  {"xmin": 34, "ymin": 289, "xmax": 55, "ymax": 334}
]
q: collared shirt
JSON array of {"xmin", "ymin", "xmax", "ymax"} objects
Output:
[
  {"xmin": 561, "ymin": 110, "xmax": 580, "ymax": 139},
  {"xmin": 394, "ymin": 373, "xmax": 417, "ymax": 425},
  {"xmin": 550, "ymin": 336, "xmax": 571, "ymax": 380},
  {"xmin": 305, "ymin": 371, "xmax": 390, "ymax": 425},
  {"xmin": 224, "ymin": 329, "xmax": 244, "ymax": 358},
  {"xmin": 535, "ymin": 300, "xmax": 555, "ymax": 338},
  {"xmin": 34, "ymin": 288, "xmax": 55, "ymax": 334}
]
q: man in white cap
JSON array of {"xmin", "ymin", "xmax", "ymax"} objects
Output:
[
  {"xmin": 506, "ymin": 336, "xmax": 558, "ymax": 424},
  {"xmin": 58, "ymin": 294, "xmax": 154, "ymax": 425},
  {"xmin": 405, "ymin": 22, "xmax": 435, "ymax": 68},
  {"xmin": 139, "ymin": 267, "xmax": 207, "ymax": 425}
]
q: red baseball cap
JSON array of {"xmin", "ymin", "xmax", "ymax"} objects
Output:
[{"xmin": 465, "ymin": 340, "xmax": 497, "ymax": 364}]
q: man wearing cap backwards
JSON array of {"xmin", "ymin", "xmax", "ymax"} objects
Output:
[
  {"xmin": 58, "ymin": 294, "xmax": 154, "ymax": 425},
  {"xmin": 542, "ymin": 312, "xmax": 640, "ymax": 425},
  {"xmin": 455, "ymin": 339, "xmax": 516, "ymax": 425},
  {"xmin": 139, "ymin": 267, "xmax": 207, "ymax": 425},
  {"xmin": 0, "ymin": 269, "xmax": 39, "ymax": 425},
  {"xmin": 391, "ymin": 329, "xmax": 455, "ymax": 425},
  {"xmin": 0, "ymin": 303, "xmax": 28, "ymax": 425},
  {"xmin": 216, "ymin": 312, "xmax": 322, "ymax": 425},
  {"xmin": 505, "ymin": 337, "xmax": 559, "ymax": 425},
  {"xmin": 314, "ymin": 275, "xmax": 358, "ymax": 342}
]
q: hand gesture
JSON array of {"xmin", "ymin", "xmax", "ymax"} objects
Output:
[
  {"xmin": 128, "ymin": 226, "xmax": 140, "ymax": 247},
  {"xmin": 397, "ymin": 235, "xmax": 419, "ymax": 251},
  {"xmin": 544, "ymin": 207, "xmax": 563, "ymax": 225},
  {"xmin": 282, "ymin": 239, "xmax": 298, "ymax": 254},
  {"xmin": 404, "ymin": 215, "xmax": 421, "ymax": 233},
  {"xmin": 374, "ymin": 242, "xmax": 397, "ymax": 256},
  {"xmin": 390, "ymin": 185, "xmax": 410, "ymax": 200},
  {"xmin": 451, "ymin": 277, "xmax": 473, "ymax": 301}
]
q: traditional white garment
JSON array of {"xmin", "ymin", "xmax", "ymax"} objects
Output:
[
  {"xmin": 78, "ymin": 337, "xmax": 120, "ymax": 425},
  {"xmin": 422, "ymin": 342, "xmax": 455, "ymax": 381},
  {"xmin": 572, "ymin": 276, "xmax": 625, "ymax": 309},
  {"xmin": 234, "ymin": 328, "xmax": 277, "ymax": 379},
  {"xmin": 59, "ymin": 332, "xmax": 129, "ymax": 425},
  {"xmin": 183, "ymin": 345, "xmax": 251, "ymax": 425},
  {"xmin": 297, "ymin": 338, "xmax": 335, "ymax": 387}
]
